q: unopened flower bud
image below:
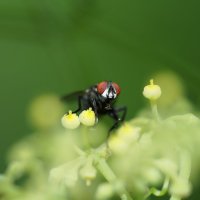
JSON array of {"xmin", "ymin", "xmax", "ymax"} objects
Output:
[
  {"xmin": 61, "ymin": 111, "xmax": 80, "ymax": 129},
  {"xmin": 80, "ymin": 158, "xmax": 97, "ymax": 186},
  {"xmin": 108, "ymin": 135, "xmax": 127, "ymax": 154},
  {"xmin": 170, "ymin": 177, "xmax": 191, "ymax": 198},
  {"xmin": 143, "ymin": 79, "xmax": 161, "ymax": 101},
  {"xmin": 117, "ymin": 123, "xmax": 140, "ymax": 142},
  {"xmin": 109, "ymin": 123, "xmax": 140, "ymax": 154},
  {"xmin": 79, "ymin": 108, "xmax": 96, "ymax": 126},
  {"xmin": 142, "ymin": 167, "xmax": 162, "ymax": 185},
  {"xmin": 96, "ymin": 183, "xmax": 114, "ymax": 199}
]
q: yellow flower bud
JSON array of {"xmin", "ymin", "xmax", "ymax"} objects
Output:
[
  {"xmin": 117, "ymin": 123, "xmax": 140, "ymax": 142},
  {"xmin": 108, "ymin": 135, "xmax": 127, "ymax": 154},
  {"xmin": 108, "ymin": 123, "xmax": 141, "ymax": 154},
  {"xmin": 61, "ymin": 111, "xmax": 80, "ymax": 129},
  {"xmin": 143, "ymin": 79, "xmax": 161, "ymax": 101},
  {"xmin": 79, "ymin": 108, "xmax": 96, "ymax": 126}
]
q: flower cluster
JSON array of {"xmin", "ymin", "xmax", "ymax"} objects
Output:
[{"xmin": 1, "ymin": 75, "xmax": 200, "ymax": 200}]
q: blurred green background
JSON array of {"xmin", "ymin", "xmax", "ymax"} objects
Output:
[{"xmin": 0, "ymin": 0, "xmax": 200, "ymax": 183}]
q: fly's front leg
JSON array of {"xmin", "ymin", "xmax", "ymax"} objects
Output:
[
  {"xmin": 115, "ymin": 106, "xmax": 127, "ymax": 122},
  {"xmin": 105, "ymin": 106, "xmax": 127, "ymax": 153},
  {"xmin": 108, "ymin": 106, "xmax": 127, "ymax": 137}
]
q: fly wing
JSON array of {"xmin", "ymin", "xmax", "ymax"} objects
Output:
[{"xmin": 61, "ymin": 90, "xmax": 84, "ymax": 102}]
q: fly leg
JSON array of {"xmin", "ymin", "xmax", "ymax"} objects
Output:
[
  {"xmin": 107, "ymin": 106, "xmax": 127, "ymax": 137},
  {"xmin": 104, "ymin": 106, "xmax": 127, "ymax": 153},
  {"xmin": 90, "ymin": 98, "xmax": 99, "ymax": 123},
  {"xmin": 116, "ymin": 106, "xmax": 127, "ymax": 122}
]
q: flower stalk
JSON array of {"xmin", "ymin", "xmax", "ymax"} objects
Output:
[
  {"xmin": 143, "ymin": 79, "xmax": 162, "ymax": 122},
  {"xmin": 96, "ymin": 157, "xmax": 133, "ymax": 200},
  {"xmin": 150, "ymin": 100, "xmax": 160, "ymax": 122}
]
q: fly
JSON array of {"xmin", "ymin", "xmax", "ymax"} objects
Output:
[{"xmin": 61, "ymin": 81, "xmax": 127, "ymax": 136}]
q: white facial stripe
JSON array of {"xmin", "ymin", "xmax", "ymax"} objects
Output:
[
  {"xmin": 102, "ymin": 88, "xmax": 109, "ymax": 98},
  {"xmin": 102, "ymin": 88, "xmax": 117, "ymax": 99},
  {"xmin": 110, "ymin": 93, "xmax": 117, "ymax": 98}
]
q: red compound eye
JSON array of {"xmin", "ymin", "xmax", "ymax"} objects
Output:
[
  {"xmin": 112, "ymin": 82, "xmax": 121, "ymax": 95},
  {"xmin": 97, "ymin": 81, "xmax": 108, "ymax": 94}
]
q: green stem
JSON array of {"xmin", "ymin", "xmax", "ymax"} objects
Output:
[
  {"xmin": 145, "ymin": 177, "xmax": 169, "ymax": 198},
  {"xmin": 179, "ymin": 151, "xmax": 191, "ymax": 180},
  {"xmin": 82, "ymin": 127, "xmax": 91, "ymax": 150},
  {"xmin": 150, "ymin": 101, "xmax": 160, "ymax": 122},
  {"xmin": 96, "ymin": 157, "xmax": 133, "ymax": 200},
  {"xmin": 73, "ymin": 145, "xmax": 85, "ymax": 156}
]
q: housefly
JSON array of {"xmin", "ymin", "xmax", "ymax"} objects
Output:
[{"xmin": 61, "ymin": 81, "xmax": 127, "ymax": 135}]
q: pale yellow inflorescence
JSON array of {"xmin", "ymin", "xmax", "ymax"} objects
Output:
[
  {"xmin": 108, "ymin": 123, "xmax": 141, "ymax": 154},
  {"xmin": 61, "ymin": 111, "xmax": 80, "ymax": 129},
  {"xmin": 143, "ymin": 79, "xmax": 162, "ymax": 101},
  {"xmin": 79, "ymin": 108, "xmax": 96, "ymax": 126}
]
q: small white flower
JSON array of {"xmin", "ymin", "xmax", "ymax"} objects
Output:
[
  {"xmin": 143, "ymin": 79, "xmax": 161, "ymax": 101},
  {"xmin": 79, "ymin": 108, "xmax": 96, "ymax": 127},
  {"xmin": 61, "ymin": 111, "xmax": 80, "ymax": 129}
]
